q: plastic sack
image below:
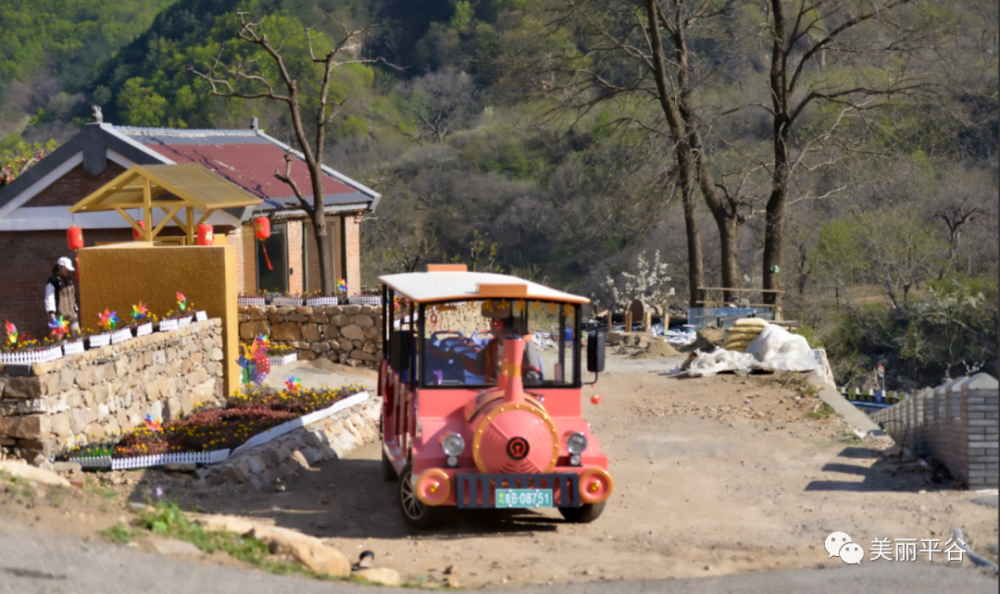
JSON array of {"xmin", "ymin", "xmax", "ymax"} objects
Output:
[
  {"xmin": 687, "ymin": 348, "xmax": 757, "ymax": 377},
  {"xmin": 745, "ymin": 324, "xmax": 819, "ymax": 372}
]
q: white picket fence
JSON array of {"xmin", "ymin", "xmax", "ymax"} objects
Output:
[
  {"xmin": 134, "ymin": 323, "xmax": 153, "ymax": 337},
  {"xmin": 88, "ymin": 333, "xmax": 111, "ymax": 348},
  {"xmin": 110, "ymin": 448, "xmax": 231, "ymax": 471},
  {"xmin": 111, "ymin": 328, "xmax": 133, "ymax": 345},
  {"xmin": 158, "ymin": 319, "xmax": 178, "ymax": 332},
  {"xmin": 305, "ymin": 296, "xmax": 340, "ymax": 307},
  {"xmin": 0, "ymin": 345, "xmax": 63, "ymax": 365},
  {"xmin": 268, "ymin": 353, "xmax": 297, "ymax": 367},
  {"xmin": 62, "ymin": 340, "xmax": 85, "ymax": 356},
  {"xmin": 237, "ymin": 296, "xmax": 266, "ymax": 307},
  {"xmin": 177, "ymin": 316, "xmax": 193, "ymax": 328},
  {"xmin": 348, "ymin": 295, "xmax": 382, "ymax": 306},
  {"xmin": 271, "ymin": 297, "xmax": 304, "ymax": 307}
]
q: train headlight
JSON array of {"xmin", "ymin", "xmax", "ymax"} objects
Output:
[
  {"xmin": 566, "ymin": 432, "xmax": 588, "ymax": 455},
  {"xmin": 443, "ymin": 433, "xmax": 466, "ymax": 457}
]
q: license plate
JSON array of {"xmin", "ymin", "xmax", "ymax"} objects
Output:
[{"xmin": 495, "ymin": 489, "xmax": 553, "ymax": 508}]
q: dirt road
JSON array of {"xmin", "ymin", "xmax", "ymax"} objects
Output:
[
  {"xmin": 189, "ymin": 355, "xmax": 998, "ymax": 586},
  {"xmin": 2, "ymin": 354, "xmax": 996, "ymax": 589}
]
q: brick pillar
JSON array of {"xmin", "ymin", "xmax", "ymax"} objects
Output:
[
  {"xmin": 345, "ymin": 213, "xmax": 362, "ymax": 296},
  {"xmin": 287, "ymin": 220, "xmax": 304, "ymax": 294},
  {"xmin": 228, "ymin": 226, "xmax": 244, "ymax": 291}
]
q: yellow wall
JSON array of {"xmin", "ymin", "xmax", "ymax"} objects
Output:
[{"xmin": 78, "ymin": 243, "xmax": 239, "ymax": 396}]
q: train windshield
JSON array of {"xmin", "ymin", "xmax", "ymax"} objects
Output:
[{"xmin": 420, "ymin": 299, "xmax": 579, "ymax": 388}]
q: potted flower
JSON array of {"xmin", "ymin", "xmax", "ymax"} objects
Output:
[
  {"xmin": 160, "ymin": 292, "xmax": 194, "ymax": 331},
  {"xmin": 49, "ymin": 315, "xmax": 84, "ymax": 355},
  {"xmin": 237, "ymin": 291, "xmax": 267, "ymax": 307},
  {"xmin": 266, "ymin": 342, "xmax": 298, "ymax": 366},
  {"xmin": 86, "ymin": 312, "xmax": 115, "ymax": 348},
  {"xmin": 97, "ymin": 309, "xmax": 131, "ymax": 345},
  {"xmin": 1, "ymin": 322, "xmax": 63, "ymax": 364},
  {"xmin": 125, "ymin": 301, "xmax": 154, "ymax": 337}
]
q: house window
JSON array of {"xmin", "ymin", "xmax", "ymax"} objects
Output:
[{"xmin": 257, "ymin": 221, "xmax": 288, "ymax": 293}]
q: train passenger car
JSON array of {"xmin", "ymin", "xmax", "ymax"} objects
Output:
[{"xmin": 378, "ymin": 265, "xmax": 612, "ymax": 528}]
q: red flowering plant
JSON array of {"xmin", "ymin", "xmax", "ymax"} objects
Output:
[
  {"xmin": 0, "ymin": 321, "xmax": 61, "ymax": 354},
  {"xmin": 96, "ymin": 383, "xmax": 365, "ymax": 457}
]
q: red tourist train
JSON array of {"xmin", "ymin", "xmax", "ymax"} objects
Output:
[{"xmin": 378, "ymin": 265, "xmax": 612, "ymax": 528}]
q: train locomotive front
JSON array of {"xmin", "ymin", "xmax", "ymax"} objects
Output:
[{"xmin": 378, "ymin": 268, "xmax": 612, "ymax": 528}]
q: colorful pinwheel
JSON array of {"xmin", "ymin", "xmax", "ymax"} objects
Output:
[
  {"xmin": 177, "ymin": 292, "xmax": 187, "ymax": 311},
  {"xmin": 5, "ymin": 321, "xmax": 17, "ymax": 344},
  {"xmin": 98, "ymin": 309, "xmax": 119, "ymax": 331},
  {"xmin": 143, "ymin": 414, "xmax": 161, "ymax": 432},
  {"xmin": 132, "ymin": 301, "xmax": 149, "ymax": 321},
  {"xmin": 48, "ymin": 315, "xmax": 69, "ymax": 338},
  {"xmin": 337, "ymin": 278, "xmax": 347, "ymax": 293},
  {"xmin": 285, "ymin": 376, "xmax": 302, "ymax": 394}
]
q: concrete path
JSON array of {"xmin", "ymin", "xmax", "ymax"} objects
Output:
[
  {"xmin": 260, "ymin": 360, "xmax": 375, "ymax": 392},
  {"xmin": 1, "ymin": 522, "xmax": 996, "ymax": 594}
]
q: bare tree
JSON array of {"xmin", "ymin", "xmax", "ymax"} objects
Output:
[
  {"xmin": 395, "ymin": 70, "xmax": 475, "ymax": 144},
  {"xmin": 758, "ymin": 0, "xmax": 926, "ymax": 305},
  {"xmin": 190, "ymin": 12, "xmax": 391, "ymax": 295}
]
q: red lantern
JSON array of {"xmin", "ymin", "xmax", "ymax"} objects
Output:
[
  {"xmin": 133, "ymin": 220, "xmax": 146, "ymax": 240},
  {"xmin": 67, "ymin": 226, "xmax": 84, "ymax": 251},
  {"xmin": 254, "ymin": 217, "xmax": 270, "ymax": 240},
  {"xmin": 197, "ymin": 224, "xmax": 214, "ymax": 246}
]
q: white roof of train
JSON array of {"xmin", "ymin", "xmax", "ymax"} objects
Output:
[{"xmin": 378, "ymin": 271, "xmax": 588, "ymax": 304}]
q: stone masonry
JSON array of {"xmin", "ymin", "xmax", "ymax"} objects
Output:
[
  {"xmin": 870, "ymin": 373, "xmax": 998, "ymax": 489},
  {"xmin": 0, "ymin": 320, "xmax": 226, "ymax": 462},
  {"xmin": 238, "ymin": 304, "xmax": 382, "ymax": 369}
]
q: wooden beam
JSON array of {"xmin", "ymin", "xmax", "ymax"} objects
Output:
[
  {"xmin": 142, "ymin": 177, "xmax": 153, "ymax": 241},
  {"xmin": 159, "ymin": 206, "xmax": 187, "ymax": 230},
  {"xmin": 697, "ymin": 287, "xmax": 784, "ymax": 294},
  {"xmin": 114, "ymin": 207, "xmax": 144, "ymax": 237},
  {"xmin": 185, "ymin": 207, "xmax": 194, "ymax": 244},
  {"xmin": 194, "ymin": 209, "xmax": 213, "ymax": 228},
  {"xmin": 151, "ymin": 205, "xmax": 182, "ymax": 238}
]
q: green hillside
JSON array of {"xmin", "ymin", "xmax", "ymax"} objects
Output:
[{"xmin": 0, "ymin": 0, "xmax": 996, "ymax": 389}]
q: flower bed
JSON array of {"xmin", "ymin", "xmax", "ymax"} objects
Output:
[{"xmin": 72, "ymin": 383, "xmax": 366, "ymax": 462}]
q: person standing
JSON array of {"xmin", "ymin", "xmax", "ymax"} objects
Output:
[{"xmin": 45, "ymin": 257, "xmax": 80, "ymax": 337}]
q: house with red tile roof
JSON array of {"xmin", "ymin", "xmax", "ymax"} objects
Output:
[{"xmin": 0, "ymin": 118, "xmax": 379, "ymax": 338}]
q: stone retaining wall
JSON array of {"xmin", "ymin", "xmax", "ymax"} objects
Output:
[
  {"xmin": 204, "ymin": 396, "xmax": 381, "ymax": 491},
  {"xmin": 0, "ymin": 320, "xmax": 225, "ymax": 462},
  {"xmin": 871, "ymin": 373, "xmax": 998, "ymax": 489},
  {"xmin": 238, "ymin": 304, "xmax": 383, "ymax": 369}
]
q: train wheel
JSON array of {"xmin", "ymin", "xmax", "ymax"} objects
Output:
[
  {"xmin": 558, "ymin": 502, "xmax": 605, "ymax": 523},
  {"xmin": 382, "ymin": 448, "xmax": 397, "ymax": 482},
  {"xmin": 398, "ymin": 463, "xmax": 443, "ymax": 529}
]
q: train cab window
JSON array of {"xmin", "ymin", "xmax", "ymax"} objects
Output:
[{"xmin": 421, "ymin": 299, "xmax": 578, "ymax": 388}]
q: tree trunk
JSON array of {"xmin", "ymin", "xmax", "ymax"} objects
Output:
[
  {"xmin": 762, "ymin": 123, "xmax": 789, "ymax": 305},
  {"xmin": 763, "ymin": 0, "xmax": 790, "ymax": 307},
  {"xmin": 668, "ymin": 14, "xmax": 739, "ymax": 301},
  {"xmin": 681, "ymin": 164, "xmax": 705, "ymax": 308},
  {"xmin": 312, "ymin": 214, "xmax": 335, "ymax": 296},
  {"xmin": 643, "ymin": 0, "xmax": 705, "ymax": 307}
]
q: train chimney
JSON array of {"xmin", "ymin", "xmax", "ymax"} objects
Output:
[{"xmin": 500, "ymin": 335, "xmax": 526, "ymax": 405}]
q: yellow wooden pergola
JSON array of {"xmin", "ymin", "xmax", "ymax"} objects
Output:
[{"xmin": 69, "ymin": 164, "xmax": 262, "ymax": 244}]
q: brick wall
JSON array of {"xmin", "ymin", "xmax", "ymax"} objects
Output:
[
  {"xmin": 287, "ymin": 220, "xmax": 304, "ymax": 294},
  {"xmin": 0, "ymin": 229, "xmax": 135, "ymax": 340},
  {"xmin": 345, "ymin": 212, "xmax": 361, "ymax": 296},
  {"xmin": 871, "ymin": 373, "xmax": 998, "ymax": 489},
  {"xmin": 30, "ymin": 162, "xmax": 127, "ymax": 207}
]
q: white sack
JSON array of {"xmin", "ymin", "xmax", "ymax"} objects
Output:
[
  {"xmin": 745, "ymin": 324, "xmax": 819, "ymax": 372},
  {"xmin": 687, "ymin": 348, "xmax": 757, "ymax": 377}
]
